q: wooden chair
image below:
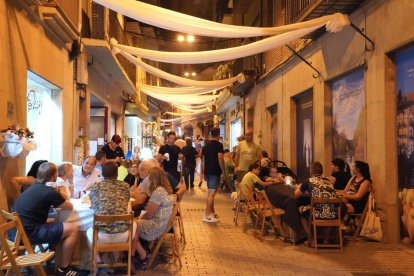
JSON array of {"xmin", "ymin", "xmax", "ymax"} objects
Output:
[
  {"xmin": 175, "ymin": 196, "xmax": 186, "ymax": 245},
  {"xmin": 241, "ymin": 191, "xmax": 260, "ymax": 234},
  {"xmin": 347, "ymin": 192, "xmax": 373, "ymax": 241},
  {"xmin": 255, "ymin": 189, "xmax": 286, "ymax": 240},
  {"xmin": 233, "ymin": 182, "xmax": 245, "ymax": 225},
  {"xmin": 146, "ymin": 203, "xmax": 182, "ymax": 270},
  {"xmin": 0, "ymin": 210, "xmax": 55, "ymax": 276},
  {"xmin": 308, "ymin": 197, "xmax": 343, "ymax": 253},
  {"xmin": 91, "ymin": 214, "xmax": 134, "ymax": 276}
]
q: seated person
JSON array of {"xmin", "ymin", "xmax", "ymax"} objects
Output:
[
  {"xmin": 86, "ymin": 162, "xmax": 138, "ymax": 264},
  {"xmin": 223, "ymin": 151, "xmax": 236, "ymax": 190},
  {"xmin": 13, "ymin": 162, "xmax": 78, "ymax": 276},
  {"xmin": 124, "ymin": 160, "xmax": 141, "ymax": 189},
  {"xmin": 294, "ymin": 162, "xmax": 339, "ymax": 234},
  {"xmin": 238, "ymin": 163, "xmax": 278, "ymax": 200},
  {"xmin": 117, "ymin": 159, "xmax": 131, "ymax": 181},
  {"xmin": 342, "ymin": 160, "xmax": 372, "ymax": 214},
  {"xmin": 264, "ymin": 167, "xmax": 284, "ymax": 183},
  {"xmin": 73, "ymin": 156, "xmax": 103, "ymax": 197},
  {"xmin": 95, "ymin": 150, "xmax": 106, "ymax": 173},
  {"xmin": 56, "ymin": 162, "xmax": 74, "ymax": 199},
  {"xmin": 260, "ymin": 150, "xmax": 271, "ymax": 167},
  {"xmin": 8, "ymin": 160, "xmax": 47, "ymax": 209},
  {"xmin": 130, "ymin": 158, "xmax": 185, "ymax": 212},
  {"xmin": 329, "ymin": 158, "xmax": 351, "ymax": 190},
  {"xmin": 133, "ymin": 167, "xmax": 176, "ymax": 270}
]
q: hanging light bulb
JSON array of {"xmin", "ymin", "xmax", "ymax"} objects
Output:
[
  {"xmin": 191, "ymin": 72, "xmax": 197, "ymax": 77},
  {"xmin": 187, "ymin": 35, "xmax": 195, "ymax": 42},
  {"xmin": 184, "ymin": 72, "xmax": 190, "ymax": 77},
  {"xmin": 177, "ymin": 35, "xmax": 185, "ymax": 42}
]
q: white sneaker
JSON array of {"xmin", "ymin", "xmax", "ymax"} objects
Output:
[{"xmin": 203, "ymin": 215, "xmax": 220, "ymax": 223}]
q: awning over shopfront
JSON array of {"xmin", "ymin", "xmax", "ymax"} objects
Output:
[
  {"xmin": 82, "ymin": 38, "xmax": 137, "ymax": 96},
  {"xmin": 126, "ymin": 102, "xmax": 149, "ymax": 121}
]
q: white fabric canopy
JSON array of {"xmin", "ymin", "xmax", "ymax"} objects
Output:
[
  {"xmin": 173, "ymin": 103, "xmax": 212, "ymax": 111},
  {"xmin": 139, "ymin": 86, "xmax": 220, "ymax": 104},
  {"xmin": 165, "ymin": 109, "xmax": 210, "ymax": 116},
  {"xmin": 115, "ymin": 48, "xmax": 244, "ymax": 87},
  {"xmin": 160, "ymin": 117, "xmax": 184, "ymax": 122},
  {"xmin": 94, "ymin": 0, "xmax": 349, "ymax": 37},
  {"xmin": 137, "ymin": 83, "xmax": 220, "ymax": 95},
  {"xmin": 112, "ymin": 23, "xmax": 343, "ymax": 64}
]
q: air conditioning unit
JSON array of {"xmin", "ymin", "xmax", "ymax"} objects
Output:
[{"xmin": 232, "ymin": 69, "xmax": 256, "ymax": 96}]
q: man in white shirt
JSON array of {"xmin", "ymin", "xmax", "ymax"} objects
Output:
[{"xmin": 73, "ymin": 156, "xmax": 103, "ymax": 198}]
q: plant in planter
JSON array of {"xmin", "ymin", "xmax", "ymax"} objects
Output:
[{"xmin": 0, "ymin": 124, "xmax": 36, "ymax": 158}]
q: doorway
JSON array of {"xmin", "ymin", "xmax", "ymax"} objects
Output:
[{"xmin": 26, "ymin": 71, "xmax": 62, "ymax": 173}]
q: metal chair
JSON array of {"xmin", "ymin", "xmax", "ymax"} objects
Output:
[
  {"xmin": 91, "ymin": 214, "xmax": 134, "ymax": 276},
  {"xmin": 0, "ymin": 210, "xmax": 54, "ymax": 276}
]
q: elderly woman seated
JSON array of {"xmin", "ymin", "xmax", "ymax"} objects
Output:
[
  {"xmin": 341, "ymin": 160, "xmax": 372, "ymax": 214},
  {"xmin": 133, "ymin": 166, "xmax": 176, "ymax": 270}
]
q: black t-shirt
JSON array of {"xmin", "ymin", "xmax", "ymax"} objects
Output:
[
  {"xmin": 13, "ymin": 182, "xmax": 65, "ymax": 233},
  {"xmin": 124, "ymin": 174, "xmax": 140, "ymax": 188},
  {"xmin": 182, "ymin": 145, "xmax": 197, "ymax": 167},
  {"xmin": 159, "ymin": 144, "xmax": 181, "ymax": 173},
  {"xmin": 331, "ymin": 171, "xmax": 351, "ymax": 190},
  {"xmin": 101, "ymin": 143, "xmax": 125, "ymax": 160},
  {"xmin": 165, "ymin": 172, "xmax": 180, "ymax": 191},
  {"xmin": 201, "ymin": 140, "xmax": 224, "ymax": 176}
]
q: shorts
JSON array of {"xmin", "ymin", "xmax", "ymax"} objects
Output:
[
  {"xmin": 28, "ymin": 222, "xmax": 64, "ymax": 245},
  {"xmin": 86, "ymin": 221, "xmax": 137, "ymax": 244},
  {"xmin": 205, "ymin": 175, "xmax": 220, "ymax": 190}
]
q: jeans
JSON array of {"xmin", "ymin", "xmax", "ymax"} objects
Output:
[{"xmin": 183, "ymin": 165, "xmax": 195, "ymax": 188}]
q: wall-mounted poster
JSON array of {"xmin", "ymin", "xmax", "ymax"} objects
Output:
[
  {"xmin": 296, "ymin": 91, "xmax": 313, "ymax": 183},
  {"xmin": 332, "ymin": 69, "xmax": 366, "ymax": 164},
  {"xmin": 396, "ymin": 46, "xmax": 414, "ymax": 246}
]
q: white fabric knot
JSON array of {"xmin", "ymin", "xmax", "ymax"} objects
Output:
[
  {"xmin": 110, "ymin": 38, "xmax": 121, "ymax": 55},
  {"xmin": 325, "ymin": 13, "xmax": 350, "ymax": 33},
  {"xmin": 238, "ymin": 73, "xmax": 246, "ymax": 84}
]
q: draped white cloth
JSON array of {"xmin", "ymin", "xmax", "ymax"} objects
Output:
[
  {"xmin": 173, "ymin": 103, "xmax": 212, "ymax": 111},
  {"xmin": 165, "ymin": 109, "xmax": 209, "ymax": 116},
  {"xmin": 115, "ymin": 47, "xmax": 244, "ymax": 87},
  {"xmin": 93, "ymin": 0, "xmax": 349, "ymax": 37},
  {"xmin": 139, "ymin": 86, "xmax": 220, "ymax": 104},
  {"xmin": 137, "ymin": 83, "xmax": 219, "ymax": 95},
  {"xmin": 112, "ymin": 21, "xmax": 346, "ymax": 64}
]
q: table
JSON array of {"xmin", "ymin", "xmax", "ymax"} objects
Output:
[{"xmin": 56, "ymin": 198, "xmax": 94, "ymax": 270}]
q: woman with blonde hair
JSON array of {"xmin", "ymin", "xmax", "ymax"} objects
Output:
[{"xmin": 133, "ymin": 166, "xmax": 175, "ymax": 270}]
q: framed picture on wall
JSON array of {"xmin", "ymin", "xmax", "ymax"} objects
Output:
[
  {"xmin": 396, "ymin": 46, "xmax": 414, "ymax": 246},
  {"xmin": 331, "ymin": 69, "xmax": 366, "ymax": 164}
]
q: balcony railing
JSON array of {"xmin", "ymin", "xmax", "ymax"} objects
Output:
[
  {"xmin": 285, "ymin": 0, "xmax": 318, "ymax": 24},
  {"xmin": 41, "ymin": 0, "xmax": 80, "ymax": 31}
]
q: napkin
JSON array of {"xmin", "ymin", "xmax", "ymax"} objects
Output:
[{"xmin": 164, "ymin": 153, "xmax": 170, "ymax": 161}]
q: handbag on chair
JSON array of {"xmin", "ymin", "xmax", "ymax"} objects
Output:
[{"xmin": 360, "ymin": 193, "xmax": 383, "ymax": 241}]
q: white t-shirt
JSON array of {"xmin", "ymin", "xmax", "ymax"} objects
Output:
[{"xmin": 73, "ymin": 165, "xmax": 103, "ymax": 196}]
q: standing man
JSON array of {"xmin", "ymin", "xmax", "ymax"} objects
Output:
[
  {"xmin": 13, "ymin": 162, "xmax": 79, "ymax": 276},
  {"xmin": 200, "ymin": 127, "xmax": 225, "ymax": 223},
  {"xmin": 234, "ymin": 129, "xmax": 261, "ymax": 185},
  {"xmin": 156, "ymin": 131, "xmax": 182, "ymax": 182},
  {"xmin": 101, "ymin": 134, "xmax": 125, "ymax": 164}
]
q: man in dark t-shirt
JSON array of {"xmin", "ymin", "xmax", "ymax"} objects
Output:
[
  {"xmin": 157, "ymin": 131, "xmax": 182, "ymax": 181},
  {"xmin": 200, "ymin": 127, "xmax": 224, "ymax": 223},
  {"xmin": 13, "ymin": 162, "xmax": 79, "ymax": 276},
  {"xmin": 101, "ymin": 134, "xmax": 125, "ymax": 164}
]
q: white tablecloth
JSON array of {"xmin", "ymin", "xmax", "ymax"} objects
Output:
[{"xmin": 56, "ymin": 198, "xmax": 94, "ymax": 231}]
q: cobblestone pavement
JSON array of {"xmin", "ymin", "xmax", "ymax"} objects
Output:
[{"xmin": 143, "ymin": 182, "xmax": 414, "ymax": 276}]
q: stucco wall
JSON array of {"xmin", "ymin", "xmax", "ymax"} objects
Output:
[
  {"xmin": 0, "ymin": 2, "xmax": 76, "ymax": 210},
  {"xmin": 246, "ymin": 0, "xmax": 414, "ymax": 242}
]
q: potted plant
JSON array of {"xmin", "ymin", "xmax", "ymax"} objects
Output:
[{"xmin": 0, "ymin": 124, "xmax": 36, "ymax": 158}]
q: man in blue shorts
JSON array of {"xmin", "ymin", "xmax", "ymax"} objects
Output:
[
  {"xmin": 13, "ymin": 162, "xmax": 79, "ymax": 276},
  {"xmin": 200, "ymin": 127, "xmax": 225, "ymax": 223}
]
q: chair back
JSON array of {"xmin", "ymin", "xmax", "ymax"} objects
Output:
[
  {"xmin": 0, "ymin": 210, "xmax": 54, "ymax": 276},
  {"xmin": 146, "ymin": 203, "xmax": 181, "ymax": 270},
  {"xmin": 311, "ymin": 197, "xmax": 342, "ymax": 220},
  {"xmin": 91, "ymin": 213, "xmax": 134, "ymax": 276}
]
